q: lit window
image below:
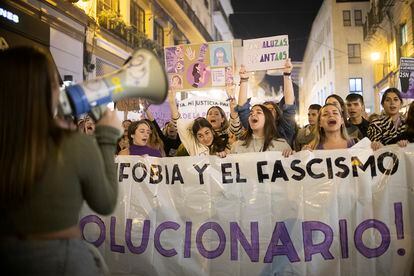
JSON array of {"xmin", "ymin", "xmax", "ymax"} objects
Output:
[
  {"xmin": 349, "ymin": 78, "xmax": 363, "ymax": 94},
  {"xmin": 401, "ymin": 24, "xmax": 408, "ymax": 45},
  {"xmin": 130, "ymin": 3, "xmax": 145, "ymax": 33}
]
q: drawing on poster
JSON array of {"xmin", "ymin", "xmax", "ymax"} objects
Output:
[
  {"xmin": 170, "ymin": 74, "xmax": 183, "ymax": 89},
  {"xmin": 164, "ymin": 42, "xmax": 233, "ymax": 91},
  {"xmin": 189, "ymin": 63, "xmax": 210, "ymax": 88},
  {"xmin": 210, "ymin": 44, "xmax": 231, "ymax": 67}
]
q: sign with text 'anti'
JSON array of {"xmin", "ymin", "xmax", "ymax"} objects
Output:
[
  {"xmin": 80, "ymin": 145, "xmax": 414, "ymax": 275},
  {"xmin": 243, "ymin": 35, "xmax": 289, "ymax": 72}
]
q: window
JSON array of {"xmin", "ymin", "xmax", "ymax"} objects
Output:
[
  {"xmin": 348, "ymin": 44, "xmax": 361, "ymax": 64},
  {"xmin": 354, "ymin": 10, "xmax": 362, "ymax": 26},
  {"xmin": 130, "ymin": 2, "xmax": 145, "ymax": 33},
  {"xmin": 349, "ymin": 78, "xmax": 363, "ymax": 94},
  {"xmin": 98, "ymin": 0, "xmax": 119, "ymax": 13},
  {"xmin": 154, "ymin": 22, "xmax": 164, "ymax": 47},
  {"xmin": 328, "ymin": 50, "xmax": 332, "ymax": 69},
  {"xmin": 343, "ymin": 10, "xmax": 351, "ymax": 26},
  {"xmin": 401, "ymin": 23, "xmax": 408, "ymax": 45}
]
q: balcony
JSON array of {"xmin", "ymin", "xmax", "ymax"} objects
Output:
[
  {"xmin": 97, "ymin": 10, "xmax": 163, "ymax": 58},
  {"xmin": 174, "ymin": 0, "xmax": 213, "ymax": 41},
  {"xmin": 363, "ymin": 0, "xmax": 395, "ymax": 41},
  {"xmin": 363, "ymin": 2, "xmax": 382, "ymax": 40}
]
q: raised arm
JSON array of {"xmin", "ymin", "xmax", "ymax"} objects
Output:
[
  {"xmin": 282, "ymin": 58, "xmax": 294, "ymax": 105},
  {"xmin": 235, "ymin": 65, "xmax": 251, "ymax": 129},
  {"xmin": 142, "ymin": 99, "xmax": 155, "ymax": 122},
  {"xmin": 238, "ymin": 65, "xmax": 249, "ymax": 106},
  {"xmin": 168, "ymin": 89, "xmax": 180, "ymax": 121},
  {"xmin": 226, "ymin": 84, "xmax": 243, "ymax": 138}
]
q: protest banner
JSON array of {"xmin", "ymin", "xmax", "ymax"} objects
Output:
[
  {"xmin": 164, "ymin": 42, "xmax": 234, "ymax": 92},
  {"xmin": 243, "ymin": 35, "xmax": 289, "ymax": 72},
  {"xmin": 80, "ymin": 145, "xmax": 414, "ymax": 275},
  {"xmin": 399, "ymin": 57, "xmax": 414, "ymax": 98},
  {"xmin": 177, "ymin": 96, "xmax": 230, "ymax": 120}
]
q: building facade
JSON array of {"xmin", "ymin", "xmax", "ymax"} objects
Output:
[
  {"xmin": 299, "ymin": 0, "xmax": 374, "ymax": 126},
  {"xmin": 363, "ymin": 0, "xmax": 414, "ymax": 113}
]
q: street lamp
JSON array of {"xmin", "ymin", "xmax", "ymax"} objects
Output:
[{"xmin": 370, "ymin": 52, "xmax": 381, "ymax": 62}]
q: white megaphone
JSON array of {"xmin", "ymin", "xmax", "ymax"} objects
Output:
[{"xmin": 59, "ymin": 48, "xmax": 168, "ymax": 120}]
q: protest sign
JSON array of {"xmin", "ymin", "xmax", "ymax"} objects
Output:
[
  {"xmin": 164, "ymin": 42, "xmax": 234, "ymax": 92},
  {"xmin": 148, "ymin": 101, "xmax": 171, "ymax": 128},
  {"xmin": 243, "ymin": 35, "xmax": 289, "ymax": 72},
  {"xmin": 399, "ymin": 57, "xmax": 414, "ymax": 98},
  {"xmin": 80, "ymin": 145, "xmax": 414, "ymax": 275},
  {"xmin": 177, "ymin": 97, "xmax": 230, "ymax": 120}
]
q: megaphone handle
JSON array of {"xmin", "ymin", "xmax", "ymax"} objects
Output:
[{"xmin": 89, "ymin": 105, "xmax": 108, "ymax": 122}]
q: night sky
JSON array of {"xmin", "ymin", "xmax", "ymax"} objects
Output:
[{"xmin": 230, "ymin": 0, "xmax": 324, "ymax": 61}]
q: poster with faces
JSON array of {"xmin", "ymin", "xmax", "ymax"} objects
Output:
[{"xmin": 164, "ymin": 41, "xmax": 234, "ymax": 92}]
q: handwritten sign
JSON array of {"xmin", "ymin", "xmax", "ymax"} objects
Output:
[{"xmin": 243, "ymin": 35, "xmax": 289, "ymax": 72}]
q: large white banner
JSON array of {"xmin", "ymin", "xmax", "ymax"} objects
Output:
[{"xmin": 80, "ymin": 145, "xmax": 414, "ymax": 275}]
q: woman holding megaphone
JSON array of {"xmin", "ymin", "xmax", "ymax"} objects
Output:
[{"xmin": 0, "ymin": 46, "xmax": 122, "ymax": 274}]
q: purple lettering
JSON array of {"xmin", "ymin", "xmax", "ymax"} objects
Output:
[
  {"xmin": 110, "ymin": 216, "xmax": 125, "ymax": 253},
  {"xmin": 264, "ymin": 222, "xmax": 300, "ymax": 263},
  {"xmin": 80, "ymin": 215, "xmax": 105, "ymax": 247},
  {"xmin": 302, "ymin": 221, "xmax": 334, "ymax": 262},
  {"xmin": 339, "ymin": 219, "xmax": 349, "ymax": 258},
  {"xmin": 230, "ymin": 222, "xmax": 259, "ymax": 262},
  {"xmin": 354, "ymin": 219, "xmax": 390, "ymax": 258},
  {"xmin": 154, "ymin": 221, "xmax": 180, "ymax": 257},
  {"xmin": 184, "ymin": 221, "xmax": 192, "ymax": 258},
  {"xmin": 125, "ymin": 219, "xmax": 150, "ymax": 254},
  {"xmin": 196, "ymin": 222, "xmax": 226, "ymax": 259}
]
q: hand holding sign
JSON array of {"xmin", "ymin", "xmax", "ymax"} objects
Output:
[
  {"xmin": 283, "ymin": 58, "xmax": 293, "ymax": 74},
  {"xmin": 239, "ymin": 65, "xmax": 250, "ymax": 79}
]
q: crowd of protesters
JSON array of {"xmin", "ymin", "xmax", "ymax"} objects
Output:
[
  {"xmin": 79, "ymin": 58, "xmax": 413, "ymax": 159},
  {"xmin": 1, "ymin": 46, "xmax": 413, "ymax": 275}
]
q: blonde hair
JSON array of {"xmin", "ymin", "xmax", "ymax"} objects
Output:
[{"xmin": 307, "ymin": 103, "xmax": 350, "ymax": 150}]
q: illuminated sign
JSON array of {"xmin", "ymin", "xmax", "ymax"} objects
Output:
[{"xmin": 0, "ymin": 7, "xmax": 19, "ymax": 24}]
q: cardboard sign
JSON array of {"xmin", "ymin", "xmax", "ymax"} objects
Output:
[
  {"xmin": 243, "ymin": 35, "xmax": 289, "ymax": 72},
  {"xmin": 164, "ymin": 42, "xmax": 234, "ymax": 91}
]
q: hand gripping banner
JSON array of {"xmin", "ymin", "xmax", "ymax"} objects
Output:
[{"xmin": 80, "ymin": 145, "xmax": 414, "ymax": 275}]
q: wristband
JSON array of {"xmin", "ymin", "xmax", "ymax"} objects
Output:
[
  {"xmin": 240, "ymin": 77, "xmax": 249, "ymax": 81},
  {"xmin": 283, "ymin": 72, "xmax": 291, "ymax": 76}
]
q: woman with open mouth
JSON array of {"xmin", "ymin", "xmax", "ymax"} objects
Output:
[
  {"xmin": 168, "ymin": 90, "xmax": 229, "ymax": 157},
  {"xmin": 325, "ymin": 94, "xmax": 363, "ymax": 140},
  {"xmin": 303, "ymin": 103, "xmax": 356, "ymax": 150},
  {"xmin": 118, "ymin": 120, "xmax": 162, "ymax": 157},
  {"xmin": 206, "ymin": 105, "xmax": 231, "ymax": 148},
  {"xmin": 367, "ymin": 88, "xmax": 407, "ymax": 147},
  {"xmin": 231, "ymin": 104, "xmax": 291, "ymax": 154}
]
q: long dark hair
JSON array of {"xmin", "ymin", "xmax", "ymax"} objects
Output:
[
  {"xmin": 192, "ymin": 63, "xmax": 199, "ymax": 76},
  {"xmin": 192, "ymin": 117, "xmax": 227, "ymax": 153},
  {"xmin": 206, "ymin": 106, "xmax": 230, "ymax": 132},
  {"xmin": 0, "ymin": 46, "xmax": 64, "ymax": 204},
  {"xmin": 241, "ymin": 104, "xmax": 279, "ymax": 151}
]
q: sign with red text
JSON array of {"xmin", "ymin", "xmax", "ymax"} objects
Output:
[
  {"xmin": 80, "ymin": 145, "xmax": 414, "ymax": 275},
  {"xmin": 243, "ymin": 35, "xmax": 289, "ymax": 72}
]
